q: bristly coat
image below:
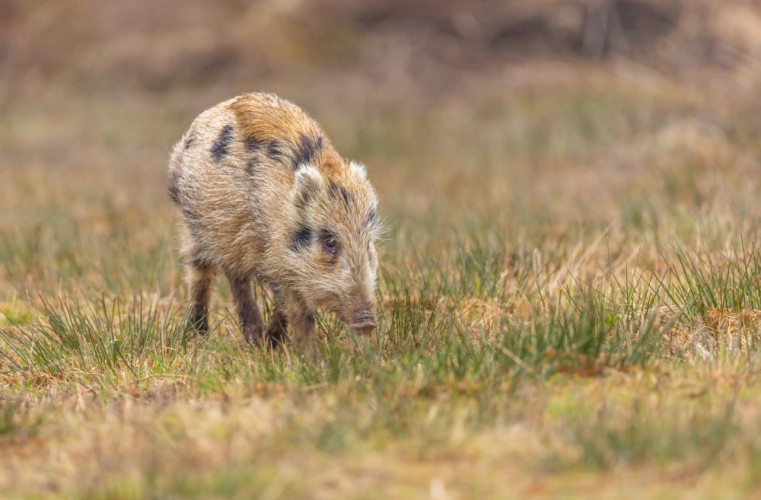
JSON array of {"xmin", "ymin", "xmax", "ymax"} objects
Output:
[{"xmin": 168, "ymin": 92, "xmax": 381, "ymax": 355}]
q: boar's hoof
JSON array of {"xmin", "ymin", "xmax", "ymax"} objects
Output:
[{"xmin": 243, "ymin": 326, "xmax": 265, "ymax": 346}]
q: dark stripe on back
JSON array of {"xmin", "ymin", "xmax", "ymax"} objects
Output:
[
  {"xmin": 267, "ymin": 141, "xmax": 286, "ymax": 161},
  {"xmin": 294, "ymin": 133, "xmax": 323, "ymax": 168},
  {"xmin": 241, "ymin": 136, "xmax": 266, "ymax": 177},
  {"xmin": 211, "ymin": 125, "xmax": 234, "ymax": 162},
  {"xmin": 243, "ymin": 136, "xmax": 266, "ymax": 152},
  {"xmin": 246, "ymin": 158, "xmax": 257, "ymax": 177}
]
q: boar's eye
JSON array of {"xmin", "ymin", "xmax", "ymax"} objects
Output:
[
  {"xmin": 320, "ymin": 230, "xmax": 339, "ymax": 256},
  {"xmin": 323, "ymin": 239, "xmax": 337, "ymax": 255}
]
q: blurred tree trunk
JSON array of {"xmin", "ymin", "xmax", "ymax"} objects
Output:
[{"xmin": 582, "ymin": 0, "xmax": 629, "ymax": 58}]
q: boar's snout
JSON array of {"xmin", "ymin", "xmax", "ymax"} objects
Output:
[{"xmin": 350, "ymin": 310, "xmax": 377, "ymax": 335}]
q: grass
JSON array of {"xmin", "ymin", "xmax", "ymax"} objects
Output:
[{"xmin": 2, "ymin": 69, "xmax": 761, "ymax": 497}]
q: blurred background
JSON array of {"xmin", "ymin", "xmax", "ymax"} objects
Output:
[
  {"xmin": 5, "ymin": 0, "xmax": 761, "ymax": 95},
  {"xmin": 2, "ymin": 0, "xmax": 761, "ymax": 292}
]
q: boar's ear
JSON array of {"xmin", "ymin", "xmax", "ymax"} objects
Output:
[
  {"xmin": 349, "ymin": 161, "xmax": 367, "ymax": 181},
  {"xmin": 350, "ymin": 160, "xmax": 378, "ymax": 205},
  {"xmin": 291, "ymin": 165, "xmax": 323, "ymax": 216}
]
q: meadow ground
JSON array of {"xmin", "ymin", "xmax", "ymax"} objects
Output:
[{"xmin": 2, "ymin": 62, "xmax": 761, "ymax": 498}]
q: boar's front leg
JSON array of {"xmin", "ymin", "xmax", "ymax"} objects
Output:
[
  {"xmin": 265, "ymin": 306, "xmax": 288, "ymax": 348},
  {"xmin": 226, "ymin": 272, "xmax": 265, "ymax": 345},
  {"xmin": 292, "ymin": 311, "xmax": 317, "ymax": 358},
  {"xmin": 282, "ymin": 294, "xmax": 317, "ymax": 358}
]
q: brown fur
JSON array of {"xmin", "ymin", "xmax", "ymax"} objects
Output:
[{"xmin": 169, "ymin": 92, "xmax": 381, "ymax": 356}]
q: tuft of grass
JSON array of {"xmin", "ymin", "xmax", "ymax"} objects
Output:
[
  {"xmin": 496, "ymin": 288, "xmax": 663, "ymax": 378},
  {"xmin": 663, "ymin": 242, "xmax": 761, "ymax": 318},
  {"xmin": 1, "ymin": 295, "xmax": 196, "ymax": 386}
]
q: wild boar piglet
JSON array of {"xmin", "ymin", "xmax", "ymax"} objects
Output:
[{"xmin": 168, "ymin": 92, "xmax": 381, "ymax": 355}]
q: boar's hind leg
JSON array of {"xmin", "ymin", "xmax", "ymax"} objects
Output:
[
  {"xmin": 265, "ymin": 308, "xmax": 288, "ymax": 348},
  {"xmin": 226, "ymin": 272, "xmax": 265, "ymax": 345},
  {"xmin": 189, "ymin": 263, "xmax": 215, "ymax": 335}
]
